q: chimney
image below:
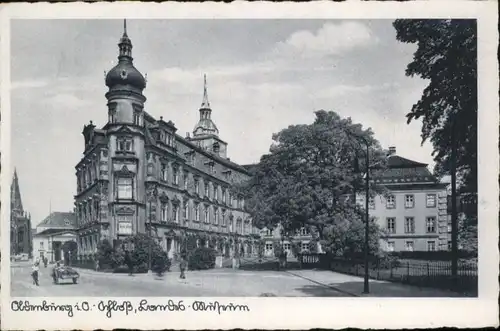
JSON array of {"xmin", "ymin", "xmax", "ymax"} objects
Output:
[
  {"xmin": 388, "ymin": 146, "xmax": 396, "ymax": 156},
  {"xmin": 186, "ymin": 132, "xmax": 190, "ymax": 139}
]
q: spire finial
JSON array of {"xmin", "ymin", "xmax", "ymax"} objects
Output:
[
  {"xmin": 123, "ymin": 19, "xmax": 127, "ymax": 36},
  {"xmin": 201, "ymin": 74, "xmax": 210, "ymax": 108}
]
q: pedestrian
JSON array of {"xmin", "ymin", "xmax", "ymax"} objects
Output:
[
  {"xmin": 43, "ymin": 256, "xmax": 48, "ymax": 268},
  {"xmin": 179, "ymin": 255, "xmax": 187, "ymax": 279},
  {"xmin": 31, "ymin": 261, "xmax": 40, "ymax": 286},
  {"xmin": 125, "ymin": 251, "xmax": 133, "ymax": 276},
  {"xmin": 52, "ymin": 261, "xmax": 60, "ymax": 284},
  {"xmin": 95, "ymin": 258, "xmax": 100, "ymax": 272}
]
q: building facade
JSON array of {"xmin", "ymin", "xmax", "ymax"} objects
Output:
[
  {"xmin": 10, "ymin": 169, "xmax": 33, "ymax": 257},
  {"xmin": 358, "ymin": 147, "xmax": 449, "ymax": 252},
  {"xmin": 74, "ymin": 22, "xmax": 259, "ymax": 263},
  {"xmin": 32, "ymin": 212, "xmax": 77, "ymax": 263}
]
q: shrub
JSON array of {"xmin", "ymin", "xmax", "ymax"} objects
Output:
[
  {"xmin": 129, "ymin": 233, "xmax": 166, "ymax": 269},
  {"xmin": 111, "ymin": 247, "xmax": 125, "ymax": 268},
  {"xmin": 96, "ymin": 239, "xmax": 114, "ymax": 268},
  {"xmin": 188, "ymin": 247, "xmax": 216, "ymax": 270},
  {"xmin": 152, "ymin": 250, "xmax": 171, "ymax": 276}
]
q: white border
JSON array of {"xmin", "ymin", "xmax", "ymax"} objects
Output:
[{"xmin": 1, "ymin": 1, "xmax": 499, "ymax": 330}]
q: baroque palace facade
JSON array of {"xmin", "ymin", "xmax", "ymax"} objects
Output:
[
  {"xmin": 74, "ymin": 22, "xmax": 259, "ymax": 262},
  {"xmin": 357, "ymin": 147, "xmax": 449, "ymax": 252}
]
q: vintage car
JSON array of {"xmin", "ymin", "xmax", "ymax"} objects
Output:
[{"xmin": 52, "ymin": 265, "xmax": 80, "ymax": 284}]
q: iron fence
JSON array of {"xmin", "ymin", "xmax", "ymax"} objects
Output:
[{"xmin": 299, "ymin": 254, "xmax": 478, "ymax": 295}]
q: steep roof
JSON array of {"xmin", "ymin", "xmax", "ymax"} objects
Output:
[
  {"xmin": 37, "ymin": 212, "xmax": 77, "ymax": 230},
  {"xmin": 373, "ymin": 154, "xmax": 439, "ymax": 186},
  {"xmin": 387, "ymin": 155, "xmax": 428, "ymax": 168}
]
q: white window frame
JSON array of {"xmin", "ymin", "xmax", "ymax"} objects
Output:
[
  {"xmin": 405, "ymin": 194, "xmax": 415, "ymax": 208},
  {"xmin": 204, "ymin": 181, "xmax": 210, "ymax": 197},
  {"xmin": 161, "ymin": 202, "xmax": 167, "ymax": 222},
  {"xmin": 426, "ymin": 194, "xmax": 437, "ymax": 208},
  {"xmin": 387, "ymin": 217, "xmax": 396, "ymax": 234},
  {"xmin": 161, "ymin": 163, "xmax": 168, "ymax": 182},
  {"xmin": 427, "ymin": 241, "xmax": 436, "ymax": 251},
  {"xmin": 173, "ymin": 168, "xmax": 179, "ymax": 185},
  {"xmin": 204, "ymin": 206, "xmax": 209, "ymax": 224},
  {"xmin": 117, "ymin": 177, "xmax": 133, "ymax": 200},
  {"xmin": 386, "ymin": 195, "xmax": 396, "ymax": 209},
  {"xmin": 195, "ymin": 204, "xmax": 200, "ymax": 222},
  {"xmin": 426, "ymin": 217, "xmax": 436, "ymax": 233},
  {"xmin": 172, "ymin": 204, "xmax": 179, "ymax": 222},
  {"xmin": 404, "ymin": 217, "xmax": 415, "ymax": 234},
  {"xmin": 221, "ymin": 210, "xmax": 226, "ymax": 226},
  {"xmin": 405, "ymin": 241, "xmax": 414, "ymax": 252}
]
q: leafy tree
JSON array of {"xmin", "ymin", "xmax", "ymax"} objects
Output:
[
  {"xmin": 393, "ymin": 20, "xmax": 477, "ymax": 218},
  {"xmin": 239, "ymin": 110, "xmax": 387, "ymax": 255},
  {"xmin": 96, "ymin": 239, "xmax": 114, "ymax": 267},
  {"xmin": 393, "ymin": 19, "xmax": 478, "ymax": 253},
  {"xmin": 129, "ymin": 233, "xmax": 170, "ymax": 272}
]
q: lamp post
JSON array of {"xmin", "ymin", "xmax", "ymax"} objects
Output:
[
  {"xmin": 345, "ymin": 130, "xmax": 371, "ymax": 294},
  {"xmin": 148, "ymin": 186, "xmax": 158, "ymax": 274}
]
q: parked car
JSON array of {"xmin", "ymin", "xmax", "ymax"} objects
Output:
[
  {"xmin": 52, "ymin": 265, "xmax": 80, "ymax": 284},
  {"xmin": 12, "ymin": 253, "xmax": 29, "ymax": 261}
]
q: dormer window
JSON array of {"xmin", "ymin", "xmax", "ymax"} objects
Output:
[{"xmin": 117, "ymin": 138, "xmax": 133, "ymax": 152}]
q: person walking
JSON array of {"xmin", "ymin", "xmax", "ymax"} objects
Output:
[
  {"xmin": 125, "ymin": 251, "xmax": 133, "ymax": 276},
  {"xmin": 179, "ymin": 255, "xmax": 187, "ymax": 279},
  {"xmin": 52, "ymin": 261, "xmax": 60, "ymax": 284},
  {"xmin": 31, "ymin": 261, "xmax": 40, "ymax": 286}
]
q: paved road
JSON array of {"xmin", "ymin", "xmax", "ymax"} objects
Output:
[
  {"xmin": 10, "ymin": 262, "xmax": 350, "ymax": 297},
  {"xmin": 10, "ymin": 262, "xmax": 465, "ymax": 297}
]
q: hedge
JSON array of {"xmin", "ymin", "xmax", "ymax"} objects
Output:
[{"xmin": 188, "ymin": 247, "xmax": 216, "ymax": 270}]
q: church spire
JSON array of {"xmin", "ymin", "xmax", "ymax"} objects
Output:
[
  {"xmin": 201, "ymin": 74, "xmax": 210, "ymax": 109},
  {"xmin": 11, "ymin": 168, "xmax": 24, "ymax": 213}
]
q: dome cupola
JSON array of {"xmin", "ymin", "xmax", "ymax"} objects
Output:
[{"xmin": 105, "ymin": 19, "xmax": 146, "ymax": 91}]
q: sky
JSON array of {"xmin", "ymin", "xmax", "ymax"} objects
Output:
[{"xmin": 10, "ymin": 19, "xmax": 433, "ymax": 227}]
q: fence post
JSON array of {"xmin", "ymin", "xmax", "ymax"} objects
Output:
[
  {"xmin": 390, "ymin": 261, "xmax": 393, "ymax": 279},
  {"xmin": 406, "ymin": 262, "xmax": 410, "ymax": 283},
  {"xmin": 376, "ymin": 259, "xmax": 380, "ymax": 280}
]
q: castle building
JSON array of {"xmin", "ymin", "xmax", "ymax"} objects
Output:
[
  {"xmin": 74, "ymin": 21, "xmax": 259, "ymax": 262},
  {"xmin": 357, "ymin": 147, "xmax": 449, "ymax": 252},
  {"xmin": 10, "ymin": 169, "xmax": 33, "ymax": 257}
]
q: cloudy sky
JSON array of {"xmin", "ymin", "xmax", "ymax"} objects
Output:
[{"xmin": 10, "ymin": 19, "xmax": 432, "ymax": 226}]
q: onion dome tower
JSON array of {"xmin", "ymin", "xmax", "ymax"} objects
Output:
[
  {"xmin": 193, "ymin": 74, "xmax": 219, "ymax": 137},
  {"xmin": 105, "ymin": 19, "xmax": 146, "ymax": 125}
]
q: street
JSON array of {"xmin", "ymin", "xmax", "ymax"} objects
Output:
[{"xmin": 10, "ymin": 261, "xmax": 463, "ymax": 297}]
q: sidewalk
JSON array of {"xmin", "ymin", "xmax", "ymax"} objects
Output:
[{"xmin": 286, "ymin": 269, "xmax": 470, "ymax": 297}]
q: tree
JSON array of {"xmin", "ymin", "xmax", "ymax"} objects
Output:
[
  {"xmin": 393, "ymin": 19, "xmax": 478, "ymax": 255},
  {"xmin": 239, "ymin": 110, "xmax": 387, "ymax": 256},
  {"xmin": 96, "ymin": 239, "xmax": 114, "ymax": 267},
  {"xmin": 393, "ymin": 19, "xmax": 477, "ymax": 212}
]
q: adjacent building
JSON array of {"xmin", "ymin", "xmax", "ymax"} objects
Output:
[
  {"xmin": 358, "ymin": 147, "xmax": 449, "ymax": 252},
  {"xmin": 10, "ymin": 169, "xmax": 32, "ymax": 257},
  {"xmin": 32, "ymin": 212, "xmax": 77, "ymax": 263},
  {"xmin": 74, "ymin": 21, "xmax": 259, "ymax": 263}
]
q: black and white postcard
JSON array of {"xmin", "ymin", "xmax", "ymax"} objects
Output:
[{"xmin": 1, "ymin": 1, "xmax": 498, "ymax": 330}]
